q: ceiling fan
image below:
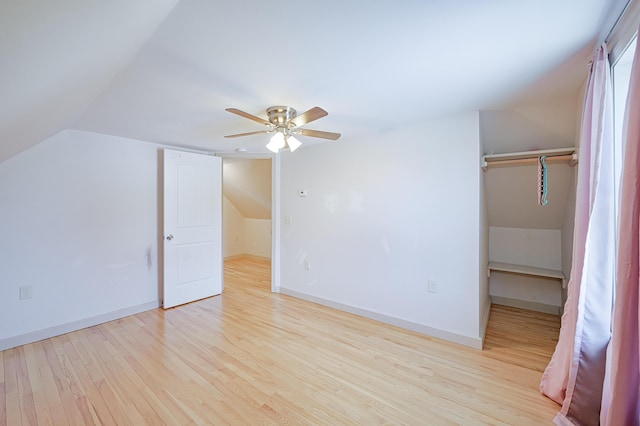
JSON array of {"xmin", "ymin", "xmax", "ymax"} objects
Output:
[{"xmin": 224, "ymin": 106, "xmax": 341, "ymax": 153}]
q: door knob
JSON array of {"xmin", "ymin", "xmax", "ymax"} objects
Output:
[{"xmin": 166, "ymin": 234, "xmax": 174, "ymax": 241}]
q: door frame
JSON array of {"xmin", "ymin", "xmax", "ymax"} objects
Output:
[
  {"xmin": 217, "ymin": 152, "xmax": 281, "ymax": 293},
  {"xmin": 270, "ymin": 153, "xmax": 281, "ymax": 293}
]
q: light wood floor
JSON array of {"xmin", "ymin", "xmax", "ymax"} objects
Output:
[{"xmin": 1, "ymin": 257, "xmax": 561, "ymax": 425}]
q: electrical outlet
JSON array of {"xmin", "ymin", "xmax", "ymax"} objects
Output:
[
  {"xmin": 427, "ymin": 280, "xmax": 438, "ymax": 294},
  {"xmin": 19, "ymin": 286, "xmax": 33, "ymax": 300}
]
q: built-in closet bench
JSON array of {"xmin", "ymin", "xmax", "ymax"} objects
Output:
[{"xmin": 487, "ymin": 261, "xmax": 567, "ymax": 289}]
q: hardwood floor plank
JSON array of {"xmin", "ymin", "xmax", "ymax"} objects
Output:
[
  {"xmin": 40, "ymin": 338, "xmax": 94, "ymax": 426},
  {"xmin": 3, "ymin": 349, "xmax": 22, "ymax": 426},
  {"xmin": 0, "ymin": 350, "xmax": 6, "ymax": 426},
  {"xmin": 2, "ymin": 257, "xmax": 562, "ymax": 424},
  {"xmin": 24, "ymin": 341, "xmax": 69, "ymax": 425},
  {"xmin": 59, "ymin": 334, "xmax": 128, "ymax": 425},
  {"xmin": 13, "ymin": 347, "xmax": 38, "ymax": 425},
  {"xmin": 52, "ymin": 335, "xmax": 108, "ymax": 425}
]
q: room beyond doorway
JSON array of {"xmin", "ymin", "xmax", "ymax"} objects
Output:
[{"xmin": 222, "ymin": 157, "xmax": 273, "ymax": 288}]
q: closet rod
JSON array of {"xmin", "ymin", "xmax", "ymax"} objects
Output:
[{"xmin": 482, "ymin": 154, "xmax": 577, "ymax": 170}]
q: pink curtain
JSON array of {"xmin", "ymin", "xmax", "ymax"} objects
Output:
[
  {"xmin": 540, "ymin": 44, "xmax": 616, "ymax": 425},
  {"xmin": 601, "ymin": 36, "xmax": 640, "ymax": 425}
]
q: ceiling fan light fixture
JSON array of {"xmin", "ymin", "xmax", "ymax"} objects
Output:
[
  {"xmin": 266, "ymin": 131, "xmax": 286, "ymax": 153},
  {"xmin": 225, "ymin": 105, "xmax": 340, "ymax": 153},
  {"xmin": 286, "ymin": 135, "xmax": 302, "ymax": 152}
]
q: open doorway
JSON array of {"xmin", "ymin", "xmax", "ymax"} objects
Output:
[{"xmin": 222, "ymin": 157, "xmax": 273, "ymax": 291}]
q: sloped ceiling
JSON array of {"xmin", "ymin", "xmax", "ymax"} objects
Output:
[
  {"xmin": 0, "ymin": 0, "xmax": 629, "ymax": 162},
  {"xmin": 0, "ymin": 0, "xmax": 180, "ymax": 162},
  {"xmin": 223, "ymin": 159, "xmax": 272, "ymax": 220}
]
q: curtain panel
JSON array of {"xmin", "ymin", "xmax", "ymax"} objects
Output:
[{"xmin": 540, "ymin": 44, "xmax": 616, "ymax": 426}]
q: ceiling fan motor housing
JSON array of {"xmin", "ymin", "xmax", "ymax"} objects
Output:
[{"xmin": 267, "ymin": 106, "xmax": 297, "ymax": 127}]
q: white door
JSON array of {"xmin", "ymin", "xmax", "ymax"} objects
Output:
[{"xmin": 163, "ymin": 149, "xmax": 222, "ymax": 309}]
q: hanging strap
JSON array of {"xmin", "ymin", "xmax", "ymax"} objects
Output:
[{"xmin": 538, "ymin": 156, "xmax": 549, "ymax": 206}]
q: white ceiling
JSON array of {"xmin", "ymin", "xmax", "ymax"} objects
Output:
[
  {"xmin": 0, "ymin": 0, "xmax": 180, "ymax": 162},
  {"xmin": 0, "ymin": 0, "xmax": 629, "ymax": 161}
]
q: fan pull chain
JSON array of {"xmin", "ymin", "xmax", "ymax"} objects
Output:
[{"xmin": 537, "ymin": 156, "xmax": 549, "ymax": 206}]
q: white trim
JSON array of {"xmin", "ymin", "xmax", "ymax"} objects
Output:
[
  {"xmin": 481, "ymin": 147, "xmax": 577, "ymax": 170},
  {"xmin": 479, "ymin": 299, "xmax": 492, "ymax": 349},
  {"xmin": 224, "ymin": 254, "xmax": 247, "ymax": 261},
  {"xmin": 224, "ymin": 254, "xmax": 271, "ymax": 261},
  {"xmin": 488, "ymin": 261, "xmax": 566, "ymax": 289},
  {"xmin": 491, "ymin": 296, "xmax": 561, "ymax": 315},
  {"xmin": 483, "ymin": 147, "xmax": 576, "ymax": 163},
  {"xmin": 607, "ymin": 0, "xmax": 640, "ymax": 65},
  {"xmin": 215, "ymin": 152, "xmax": 274, "ymax": 159},
  {"xmin": 279, "ymin": 288, "xmax": 484, "ymax": 349},
  {"xmin": 0, "ymin": 301, "xmax": 160, "ymax": 351},
  {"xmin": 271, "ymin": 154, "xmax": 281, "ymax": 293}
]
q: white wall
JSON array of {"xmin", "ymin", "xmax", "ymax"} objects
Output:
[
  {"xmin": 222, "ymin": 158, "xmax": 272, "ymax": 260},
  {"xmin": 479, "ymin": 138, "xmax": 490, "ymax": 339},
  {"xmin": 222, "ymin": 196, "xmax": 272, "ymax": 259},
  {"xmin": 244, "ymin": 218, "xmax": 271, "ymax": 258},
  {"xmin": 222, "ymin": 158, "xmax": 271, "ymax": 219},
  {"xmin": 223, "ymin": 195, "xmax": 245, "ymax": 258},
  {"xmin": 489, "ymin": 227, "xmax": 561, "ymax": 269},
  {"xmin": 480, "ymin": 97, "xmax": 577, "ymax": 155},
  {"xmin": 280, "ymin": 112, "xmax": 483, "ymax": 346},
  {"xmin": 0, "ymin": 129, "xmax": 160, "ymax": 348},
  {"xmin": 488, "ymin": 226, "xmax": 563, "ymax": 310}
]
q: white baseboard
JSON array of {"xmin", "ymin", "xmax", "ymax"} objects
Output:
[
  {"xmin": 0, "ymin": 300, "xmax": 160, "ymax": 351},
  {"xmin": 491, "ymin": 296, "xmax": 561, "ymax": 315},
  {"xmin": 224, "ymin": 254, "xmax": 271, "ymax": 261},
  {"xmin": 244, "ymin": 254, "xmax": 271, "ymax": 261},
  {"xmin": 279, "ymin": 288, "xmax": 484, "ymax": 349},
  {"xmin": 224, "ymin": 254, "xmax": 246, "ymax": 260}
]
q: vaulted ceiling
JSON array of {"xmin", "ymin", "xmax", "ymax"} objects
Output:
[
  {"xmin": 223, "ymin": 158, "xmax": 271, "ymax": 219},
  {"xmin": 0, "ymin": 0, "xmax": 628, "ymax": 163}
]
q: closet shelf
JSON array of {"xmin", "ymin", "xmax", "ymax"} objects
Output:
[
  {"xmin": 488, "ymin": 261, "xmax": 567, "ymax": 289},
  {"xmin": 482, "ymin": 147, "xmax": 577, "ymax": 170}
]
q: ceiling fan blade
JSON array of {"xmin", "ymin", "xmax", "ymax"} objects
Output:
[
  {"xmin": 290, "ymin": 107, "xmax": 328, "ymax": 127},
  {"xmin": 224, "ymin": 130, "xmax": 274, "ymax": 138},
  {"xmin": 225, "ymin": 108, "xmax": 271, "ymax": 126},
  {"xmin": 297, "ymin": 129, "xmax": 341, "ymax": 140}
]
